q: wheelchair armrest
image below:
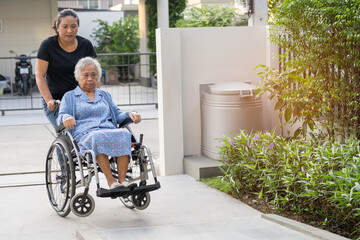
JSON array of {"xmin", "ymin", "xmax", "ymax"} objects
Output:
[
  {"xmin": 118, "ymin": 118, "xmax": 133, "ymax": 128},
  {"xmin": 55, "ymin": 123, "xmax": 66, "ymax": 133}
]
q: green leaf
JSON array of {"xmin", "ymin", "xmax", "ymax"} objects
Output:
[
  {"xmin": 294, "ymin": 128, "xmax": 301, "ymax": 138},
  {"xmin": 275, "ymin": 99, "xmax": 285, "ymax": 110},
  {"xmin": 302, "ymin": 121, "xmax": 307, "ymax": 137},
  {"xmin": 284, "ymin": 107, "xmax": 292, "ymax": 122}
]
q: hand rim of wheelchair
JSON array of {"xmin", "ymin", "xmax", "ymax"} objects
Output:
[{"xmin": 45, "ymin": 135, "xmax": 76, "ymax": 217}]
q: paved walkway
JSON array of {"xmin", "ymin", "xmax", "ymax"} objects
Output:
[{"xmin": 0, "ymin": 108, "xmax": 348, "ymax": 240}]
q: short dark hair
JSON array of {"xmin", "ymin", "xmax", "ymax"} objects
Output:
[{"xmin": 52, "ymin": 9, "xmax": 79, "ymax": 35}]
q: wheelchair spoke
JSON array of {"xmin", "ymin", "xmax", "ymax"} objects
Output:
[{"xmin": 45, "ymin": 136, "xmax": 75, "ymax": 217}]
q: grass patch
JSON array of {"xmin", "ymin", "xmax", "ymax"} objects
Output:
[{"xmin": 201, "ymin": 176, "xmax": 231, "ymax": 194}]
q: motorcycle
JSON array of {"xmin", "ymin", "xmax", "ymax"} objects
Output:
[{"xmin": 9, "ymin": 50, "xmax": 35, "ymax": 96}]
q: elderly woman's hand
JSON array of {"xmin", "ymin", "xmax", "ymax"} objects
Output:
[
  {"xmin": 130, "ymin": 112, "xmax": 142, "ymax": 124},
  {"xmin": 63, "ymin": 116, "xmax": 76, "ymax": 129}
]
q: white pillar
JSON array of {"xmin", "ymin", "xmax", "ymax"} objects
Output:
[
  {"xmin": 248, "ymin": 0, "xmax": 268, "ymax": 26},
  {"xmin": 138, "ymin": 0, "xmax": 150, "ymax": 79},
  {"xmin": 157, "ymin": 0, "xmax": 169, "ymax": 29},
  {"xmin": 156, "ymin": 28, "xmax": 184, "ymax": 175}
]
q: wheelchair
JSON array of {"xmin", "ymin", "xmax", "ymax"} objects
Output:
[{"xmin": 45, "ymin": 122, "xmax": 161, "ymax": 217}]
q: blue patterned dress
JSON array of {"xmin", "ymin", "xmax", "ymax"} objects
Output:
[{"xmin": 72, "ymin": 89, "xmax": 131, "ymax": 157}]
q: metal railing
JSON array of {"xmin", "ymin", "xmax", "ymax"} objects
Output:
[{"xmin": 0, "ymin": 52, "xmax": 158, "ymax": 115}]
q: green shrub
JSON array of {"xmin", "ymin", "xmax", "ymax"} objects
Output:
[
  {"xmin": 91, "ymin": 16, "xmax": 140, "ymax": 73},
  {"xmin": 91, "ymin": 16, "xmax": 139, "ymax": 54},
  {"xmin": 175, "ymin": 5, "xmax": 247, "ymax": 28},
  {"xmin": 146, "ymin": 0, "xmax": 186, "ymax": 74},
  {"xmin": 219, "ymin": 131, "xmax": 360, "ymax": 239},
  {"xmin": 257, "ymin": 0, "xmax": 360, "ymax": 139}
]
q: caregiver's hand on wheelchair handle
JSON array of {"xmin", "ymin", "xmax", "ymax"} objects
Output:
[
  {"xmin": 47, "ymin": 99, "xmax": 58, "ymax": 111},
  {"xmin": 64, "ymin": 116, "xmax": 76, "ymax": 129},
  {"xmin": 130, "ymin": 112, "xmax": 141, "ymax": 124}
]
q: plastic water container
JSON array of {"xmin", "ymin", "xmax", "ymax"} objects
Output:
[{"xmin": 201, "ymin": 82, "xmax": 263, "ymax": 160}]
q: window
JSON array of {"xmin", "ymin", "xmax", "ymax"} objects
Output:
[
  {"xmin": 108, "ymin": 0, "xmax": 113, "ymax": 8},
  {"xmin": 89, "ymin": 0, "xmax": 99, "ymax": 9},
  {"xmin": 78, "ymin": 0, "xmax": 99, "ymax": 9},
  {"xmin": 78, "ymin": 0, "xmax": 88, "ymax": 8}
]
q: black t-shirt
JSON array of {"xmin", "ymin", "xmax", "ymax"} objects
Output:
[{"xmin": 37, "ymin": 35, "xmax": 97, "ymax": 100}]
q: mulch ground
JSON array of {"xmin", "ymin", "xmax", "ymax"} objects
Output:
[{"xmin": 229, "ymin": 192, "xmax": 351, "ymax": 239}]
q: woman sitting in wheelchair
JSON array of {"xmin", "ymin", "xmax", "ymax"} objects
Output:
[{"xmin": 57, "ymin": 57, "xmax": 141, "ymax": 190}]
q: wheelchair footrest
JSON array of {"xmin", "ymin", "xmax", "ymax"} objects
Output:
[
  {"xmin": 133, "ymin": 181, "xmax": 161, "ymax": 195},
  {"xmin": 96, "ymin": 181, "xmax": 161, "ymax": 199},
  {"xmin": 96, "ymin": 187, "xmax": 131, "ymax": 198}
]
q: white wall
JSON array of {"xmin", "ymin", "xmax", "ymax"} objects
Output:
[
  {"xmin": 76, "ymin": 10, "xmax": 125, "ymax": 47},
  {"xmin": 0, "ymin": 0, "xmax": 57, "ymax": 79},
  {"xmin": 156, "ymin": 26, "xmax": 280, "ymax": 175},
  {"xmin": 0, "ymin": 0, "xmax": 57, "ymax": 56}
]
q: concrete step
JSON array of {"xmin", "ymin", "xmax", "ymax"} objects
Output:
[{"xmin": 184, "ymin": 155, "xmax": 223, "ymax": 180}]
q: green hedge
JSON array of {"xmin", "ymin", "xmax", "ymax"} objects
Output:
[{"xmin": 219, "ymin": 131, "xmax": 360, "ymax": 239}]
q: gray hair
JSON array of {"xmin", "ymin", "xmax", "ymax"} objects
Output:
[{"xmin": 74, "ymin": 57, "xmax": 102, "ymax": 82}]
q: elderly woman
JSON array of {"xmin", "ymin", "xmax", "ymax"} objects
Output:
[{"xmin": 57, "ymin": 57, "xmax": 141, "ymax": 189}]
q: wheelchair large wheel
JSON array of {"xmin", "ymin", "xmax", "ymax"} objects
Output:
[
  {"xmin": 128, "ymin": 146, "xmax": 154, "ymax": 184},
  {"xmin": 45, "ymin": 135, "xmax": 75, "ymax": 217}
]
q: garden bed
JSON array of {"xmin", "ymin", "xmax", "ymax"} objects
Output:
[{"xmin": 210, "ymin": 131, "xmax": 360, "ymax": 239}]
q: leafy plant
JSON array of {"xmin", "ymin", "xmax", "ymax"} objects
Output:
[
  {"xmin": 91, "ymin": 16, "xmax": 140, "ymax": 79},
  {"xmin": 218, "ymin": 131, "xmax": 360, "ymax": 239},
  {"xmin": 267, "ymin": 0, "xmax": 283, "ymax": 21},
  {"xmin": 91, "ymin": 16, "xmax": 139, "ymax": 54},
  {"xmin": 256, "ymin": 0, "xmax": 360, "ymax": 139},
  {"xmin": 146, "ymin": 0, "xmax": 186, "ymax": 74},
  {"xmin": 146, "ymin": 0, "xmax": 186, "ymax": 51},
  {"xmin": 255, "ymin": 64, "xmax": 325, "ymax": 139},
  {"xmin": 175, "ymin": 5, "xmax": 247, "ymax": 28}
]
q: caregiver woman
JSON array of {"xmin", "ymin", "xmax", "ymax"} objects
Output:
[{"xmin": 35, "ymin": 8, "xmax": 97, "ymax": 128}]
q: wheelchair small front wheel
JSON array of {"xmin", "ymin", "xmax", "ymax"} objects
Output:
[
  {"xmin": 70, "ymin": 193, "xmax": 95, "ymax": 217},
  {"xmin": 119, "ymin": 196, "xmax": 135, "ymax": 209},
  {"xmin": 131, "ymin": 192, "xmax": 151, "ymax": 210}
]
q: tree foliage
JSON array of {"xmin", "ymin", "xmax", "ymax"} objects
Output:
[
  {"xmin": 146, "ymin": 0, "xmax": 186, "ymax": 52},
  {"xmin": 91, "ymin": 16, "xmax": 140, "ymax": 74},
  {"xmin": 91, "ymin": 16, "xmax": 139, "ymax": 54},
  {"xmin": 175, "ymin": 5, "xmax": 247, "ymax": 28},
  {"xmin": 267, "ymin": 0, "xmax": 283, "ymax": 21},
  {"xmin": 257, "ymin": 0, "xmax": 360, "ymax": 139}
]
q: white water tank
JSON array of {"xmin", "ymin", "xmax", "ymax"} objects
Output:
[{"xmin": 201, "ymin": 82, "xmax": 263, "ymax": 159}]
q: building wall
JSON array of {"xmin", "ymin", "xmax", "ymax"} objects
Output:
[
  {"xmin": 0, "ymin": 0, "xmax": 57, "ymax": 56},
  {"xmin": 156, "ymin": 26, "xmax": 280, "ymax": 175},
  {"xmin": 0, "ymin": 0, "xmax": 57, "ymax": 78}
]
